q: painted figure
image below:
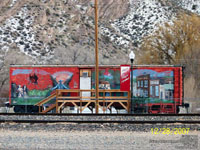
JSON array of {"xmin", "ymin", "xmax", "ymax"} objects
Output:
[
  {"xmin": 23, "ymin": 85, "xmax": 28, "ymax": 98},
  {"xmin": 105, "ymin": 84, "xmax": 111, "ymax": 96},
  {"xmin": 17, "ymin": 85, "xmax": 24, "ymax": 97},
  {"xmin": 29, "ymin": 73, "xmax": 38, "ymax": 84},
  {"xmin": 51, "ymin": 80, "xmax": 69, "ymax": 90},
  {"xmin": 11, "ymin": 82, "xmax": 18, "ymax": 98}
]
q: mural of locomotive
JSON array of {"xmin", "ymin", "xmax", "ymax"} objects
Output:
[{"xmin": 9, "ymin": 65, "xmax": 183, "ymax": 113}]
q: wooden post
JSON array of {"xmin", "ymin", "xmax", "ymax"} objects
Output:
[
  {"xmin": 56, "ymin": 90, "xmax": 58, "ymax": 113},
  {"xmin": 80, "ymin": 90, "xmax": 82, "ymax": 113},
  {"xmin": 95, "ymin": 0, "xmax": 99, "ymax": 114},
  {"xmin": 103, "ymin": 90, "xmax": 105, "ymax": 113}
]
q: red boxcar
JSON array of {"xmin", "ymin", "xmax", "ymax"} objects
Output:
[{"xmin": 9, "ymin": 65, "xmax": 184, "ymax": 113}]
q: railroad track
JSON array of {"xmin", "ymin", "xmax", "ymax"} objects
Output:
[
  {"xmin": 0, "ymin": 113, "xmax": 200, "ymax": 124},
  {"xmin": 1, "ymin": 113, "xmax": 200, "ymax": 116},
  {"xmin": 1, "ymin": 120, "xmax": 200, "ymax": 124}
]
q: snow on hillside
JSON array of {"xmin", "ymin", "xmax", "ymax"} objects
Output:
[
  {"xmin": 0, "ymin": 6, "xmax": 53, "ymax": 64},
  {"xmin": 0, "ymin": 0, "xmax": 200, "ymax": 64},
  {"xmin": 177, "ymin": 0, "xmax": 200, "ymax": 15},
  {"xmin": 109, "ymin": 0, "xmax": 176, "ymax": 47},
  {"xmin": 0, "ymin": 0, "xmax": 200, "ymax": 96},
  {"xmin": 100, "ymin": 0, "xmax": 200, "ymax": 48},
  {"xmin": 10, "ymin": 0, "xmax": 19, "ymax": 7}
]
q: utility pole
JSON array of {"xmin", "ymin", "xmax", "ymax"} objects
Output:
[{"xmin": 95, "ymin": 0, "xmax": 99, "ymax": 114}]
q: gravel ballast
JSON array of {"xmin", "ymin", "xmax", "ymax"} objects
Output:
[
  {"xmin": 1, "ymin": 114, "xmax": 200, "ymax": 122},
  {"xmin": 0, "ymin": 129, "xmax": 199, "ymax": 150},
  {"xmin": 0, "ymin": 123, "xmax": 200, "ymax": 150}
]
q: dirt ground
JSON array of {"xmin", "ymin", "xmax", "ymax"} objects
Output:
[{"xmin": 0, "ymin": 129, "xmax": 199, "ymax": 150}]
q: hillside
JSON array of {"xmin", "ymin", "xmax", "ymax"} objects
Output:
[{"xmin": 0, "ymin": 0, "xmax": 200, "ymax": 98}]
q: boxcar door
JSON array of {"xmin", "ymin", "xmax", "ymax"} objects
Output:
[{"xmin": 80, "ymin": 69, "xmax": 91, "ymax": 100}]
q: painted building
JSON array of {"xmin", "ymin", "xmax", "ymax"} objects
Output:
[
  {"xmin": 133, "ymin": 69, "xmax": 175, "ymax": 103},
  {"xmin": 136, "ymin": 74, "xmax": 150, "ymax": 97},
  {"xmin": 150, "ymin": 79, "xmax": 160, "ymax": 98}
]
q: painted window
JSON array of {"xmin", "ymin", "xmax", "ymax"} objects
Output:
[
  {"xmin": 160, "ymin": 92, "xmax": 163, "ymax": 99},
  {"xmin": 141, "ymin": 80, "xmax": 143, "ymax": 87},
  {"xmin": 144, "ymin": 80, "xmax": 148, "ymax": 87},
  {"xmin": 150, "ymin": 86, "xmax": 153, "ymax": 96},
  {"xmin": 137, "ymin": 81, "xmax": 140, "ymax": 87},
  {"xmin": 155, "ymin": 86, "xmax": 159, "ymax": 97},
  {"xmin": 144, "ymin": 90, "xmax": 148, "ymax": 97},
  {"xmin": 140, "ymin": 89, "xmax": 143, "ymax": 96}
]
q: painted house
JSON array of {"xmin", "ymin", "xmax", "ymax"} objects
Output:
[
  {"xmin": 160, "ymin": 84, "xmax": 174, "ymax": 100},
  {"xmin": 136, "ymin": 74, "xmax": 150, "ymax": 97},
  {"xmin": 150, "ymin": 79, "xmax": 160, "ymax": 98}
]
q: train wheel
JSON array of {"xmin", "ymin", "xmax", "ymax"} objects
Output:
[
  {"xmin": 14, "ymin": 106, "xmax": 20, "ymax": 113},
  {"xmin": 28, "ymin": 106, "xmax": 39, "ymax": 113},
  {"xmin": 176, "ymin": 106, "xmax": 180, "ymax": 114},
  {"xmin": 14, "ymin": 106, "xmax": 25, "ymax": 113}
]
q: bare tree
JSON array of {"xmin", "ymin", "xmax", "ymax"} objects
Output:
[
  {"xmin": 53, "ymin": 44, "xmax": 95, "ymax": 65},
  {"xmin": 138, "ymin": 13, "xmax": 200, "ymax": 101},
  {"xmin": 138, "ymin": 13, "xmax": 200, "ymax": 65}
]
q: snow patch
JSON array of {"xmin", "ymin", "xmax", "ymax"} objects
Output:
[
  {"xmin": 110, "ymin": 0, "xmax": 176, "ymax": 47},
  {"xmin": 10, "ymin": 0, "xmax": 19, "ymax": 7},
  {"xmin": 0, "ymin": 6, "xmax": 54, "ymax": 63},
  {"xmin": 178, "ymin": 0, "xmax": 200, "ymax": 15}
]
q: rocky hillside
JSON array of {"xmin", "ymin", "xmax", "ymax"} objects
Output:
[{"xmin": 0, "ymin": 0, "xmax": 199, "ymax": 96}]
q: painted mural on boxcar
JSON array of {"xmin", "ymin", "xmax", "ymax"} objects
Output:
[
  {"xmin": 91, "ymin": 68, "xmax": 120, "ymax": 90},
  {"xmin": 132, "ymin": 69, "xmax": 174, "ymax": 104},
  {"xmin": 10, "ymin": 67, "xmax": 79, "ymax": 105}
]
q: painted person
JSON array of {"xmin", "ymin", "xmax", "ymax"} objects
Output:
[{"xmin": 17, "ymin": 85, "xmax": 24, "ymax": 97}]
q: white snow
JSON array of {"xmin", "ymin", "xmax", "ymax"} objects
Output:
[
  {"xmin": 111, "ymin": 0, "xmax": 175, "ymax": 46},
  {"xmin": 1, "ymin": 0, "xmax": 200, "ymax": 63},
  {"xmin": 100, "ymin": 26, "xmax": 130, "ymax": 47},
  {"xmin": 178, "ymin": 0, "xmax": 200, "ymax": 15},
  {"xmin": 0, "ymin": 6, "xmax": 53, "ymax": 63},
  {"xmin": 10, "ymin": 0, "xmax": 19, "ymax": 7},
  {"xmin": 100, "ymin": 0, "xmax": 199, "ymax": 48}
]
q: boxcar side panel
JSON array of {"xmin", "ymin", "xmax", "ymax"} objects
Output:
[
  {"xmin": 9, "ymin": 67, "xmax": 79, "ymax": 105},
  {"xmin": 131, "ymin": 67, "xmax": 183, "ymax": 106},
  {"xmin": 91, "ymin": 67, "xmax": 120, "ymax": 90}
]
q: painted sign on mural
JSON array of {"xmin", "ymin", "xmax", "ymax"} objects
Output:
[
  {"xmin": 120, "ymin": 65, "xmax": 130, "ymax": 91},
  {"xmin": 132, "ymin": 69, "xmax": 174, "ymax": 104},
  {"xmin": 92, "ymin": 68, "xmax": 120, "ymax": 90},
  {"xmin": 10, "ymin": 67, "xmax": 79, "ymax": 105}
]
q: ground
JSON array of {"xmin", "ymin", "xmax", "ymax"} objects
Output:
[{"xmin": 0, "ymin": 126, "xmax": 199, "ymax": 150}]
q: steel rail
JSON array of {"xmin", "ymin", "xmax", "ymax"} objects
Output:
[
  {"xmin": 1, "ymin": 120, "xmax": 200, "ymax": 124},
  {"xmin": 0, "ymin": 113, "xmax": 200, "ymax": 116}
]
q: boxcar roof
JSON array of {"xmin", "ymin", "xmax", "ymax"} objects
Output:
[{"xmin": 10, "ymin": 64, "xmax": 182, "ymax": 68}]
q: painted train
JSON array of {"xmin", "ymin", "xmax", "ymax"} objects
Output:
[{"xmin": 9, "ymin": 65, "xmax": 184, "ymax": 113}]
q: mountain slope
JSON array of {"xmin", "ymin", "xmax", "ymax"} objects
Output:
[
  {"xmin": 0, "ymin": 0, "xmax": 200, "ymax": 64},
  {"xmin": 0, "ymin": 0, "xmax": 200, "ymax": 96}
]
